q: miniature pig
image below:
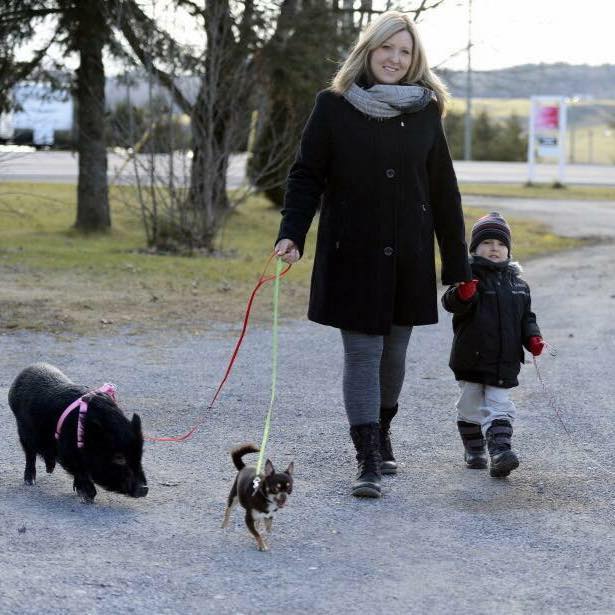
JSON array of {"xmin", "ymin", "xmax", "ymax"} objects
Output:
[{"xmin": 9, "ymin": 363, "xmax": 148, "ymax": 503}]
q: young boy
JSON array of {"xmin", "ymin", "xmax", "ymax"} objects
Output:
[{"xmin": 442, "ymin": 212, "xmax": 544, "ymax": 478}]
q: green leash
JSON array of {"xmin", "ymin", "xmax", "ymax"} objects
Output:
[{"xmin": 253, "ymin": 257, "xmax": 283, "ymax": 487}]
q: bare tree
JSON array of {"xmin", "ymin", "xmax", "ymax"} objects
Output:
[{"xmin": 115, "ymin": 0, "xmax": 297, "ymax": 251}]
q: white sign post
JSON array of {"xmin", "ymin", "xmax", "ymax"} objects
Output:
[{"xmin": 527, "ymin": 95, "xmax": 567, "ymax": 185}]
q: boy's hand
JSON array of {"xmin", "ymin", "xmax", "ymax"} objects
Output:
[
  {"xmin": 457, "ymin": 279, "xmax": 479, "ymax": 301},
  {"xmin": 528, "ymin": 336, "xmax": 545, "ymax": 356}
]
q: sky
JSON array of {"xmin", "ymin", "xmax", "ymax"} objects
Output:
[
  {"xmin": 16, "ymin": 0, "xmax": 615, "ymax": 74},
  {"xmin": 417, "ymin": 0, "xmax": 615, "ymax": 71},
  {"xmin": 152, "ymin": 0, "xmax": 615, "ymax": 73}
]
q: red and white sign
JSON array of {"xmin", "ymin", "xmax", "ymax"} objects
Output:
[
  {"xmin": 527, "ymin": 96, "xmax": 568, "ymax": 184},
  {"xmin": 535, "ymin": 105, "xmax": 560, "ymax": 130}
]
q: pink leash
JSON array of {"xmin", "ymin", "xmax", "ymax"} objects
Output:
[{"xmin": 55, "ymin": 383, "xmax": 117, "ymax": 448}]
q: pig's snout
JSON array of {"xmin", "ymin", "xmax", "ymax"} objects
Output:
[{"xmin": 132, "ymin": 483, "xmax": 148, "ymax": 498}]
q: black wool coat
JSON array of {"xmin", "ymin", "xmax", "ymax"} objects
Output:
[
  {"xmin": 277, "ymin": 89, "xmax": 471, "ymax": 335},
  {"xmin": 441, "ymin": 256, "xmax": 542, "ymax": 388}
]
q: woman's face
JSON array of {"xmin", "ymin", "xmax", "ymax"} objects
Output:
[{"xmin": 369, "ymin": 30, "xmax": 413, "ymax": 85}]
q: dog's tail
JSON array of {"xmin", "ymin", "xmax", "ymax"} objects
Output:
[{"xmin": 231, "ymin": 443, "xmax": 260, "ymax": 470}]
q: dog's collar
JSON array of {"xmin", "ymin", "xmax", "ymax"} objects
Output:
[{"xmin": 55, "ymin": 383, "xmax": 117, "ymax": 448}]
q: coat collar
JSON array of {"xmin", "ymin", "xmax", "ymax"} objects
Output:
[{"xmin": 470, "ymin": 255, "xmax": 523, "ymax": 275}]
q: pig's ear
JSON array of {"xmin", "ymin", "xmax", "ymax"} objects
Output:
[
  {"xmin": 131, "ymin": 414, "xmax": 142, "ymax": 434},
  {"xmin": 264, "ymin": 459, "xmax": 274, "ymax": 477}
]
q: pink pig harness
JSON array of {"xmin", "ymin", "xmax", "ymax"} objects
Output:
[{"xmin": 55, "ymin": 383, "xmax": 117, "ymax": 448}]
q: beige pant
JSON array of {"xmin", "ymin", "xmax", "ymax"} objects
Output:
[{"xmin": 456, "ymin": 381, "xmax": 516, "ymax": 435}]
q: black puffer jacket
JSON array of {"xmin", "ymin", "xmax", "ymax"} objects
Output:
[{"xmin": 441, "ymin": 256, "xmax": 541, "ymax": 388}]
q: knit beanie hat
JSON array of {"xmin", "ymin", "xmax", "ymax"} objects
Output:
[{"xmin": 469, "ymin": 211, "xmax": 512, "ymax": 255}]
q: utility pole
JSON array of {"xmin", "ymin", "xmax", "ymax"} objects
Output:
[
  {"xmin": 588, "ymin": 129, "xmax": 594, "ymax": 164},
  {"xmin": 464, "ymin": 0, "xmax": 473, "ymax": 161}
]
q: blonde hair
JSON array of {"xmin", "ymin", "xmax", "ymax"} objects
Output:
[{"xmin": 330, "ymin": 11, "xmax": 450, "ymax": 116}]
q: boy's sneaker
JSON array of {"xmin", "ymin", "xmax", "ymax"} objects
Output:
[{"xmin": 486, "ymin": 419, "xmax": 519, "ymax": 478}]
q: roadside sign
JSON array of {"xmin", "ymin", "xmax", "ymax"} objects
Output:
[{"xmin": 527, "ymin": 96, "xmax": 568, "ymax": 184}]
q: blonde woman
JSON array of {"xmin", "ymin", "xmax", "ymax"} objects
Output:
[{"xmin": 275, "ymin": 11, "xmax": 471, "ymax": 498}]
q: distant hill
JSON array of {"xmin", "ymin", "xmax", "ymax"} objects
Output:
[{"xmin": 439, "ymin": 63, "xmax": 615, "ymax": 99}]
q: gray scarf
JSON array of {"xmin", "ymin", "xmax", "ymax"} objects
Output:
[{"xmin": 343, "ymin": 82, "xmax": 434, "ymax": 118}]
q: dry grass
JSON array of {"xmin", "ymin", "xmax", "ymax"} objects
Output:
[{"xmin": 0, "ymin": 182, "xmax": 587, "ymax": 335}]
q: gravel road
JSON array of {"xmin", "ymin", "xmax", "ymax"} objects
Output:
[{"xmin": 1, "ymin": 198, "xmax": 615, "ymax": 614}]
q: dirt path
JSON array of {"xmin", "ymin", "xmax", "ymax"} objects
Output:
[{"xmin": 1, "ymin": 200, "xmax": 615, "ymax": 613}]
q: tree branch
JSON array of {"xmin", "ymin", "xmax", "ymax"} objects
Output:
[
  {"xmin": 0, "ymin": 25, "xmax": 60, "ymax": 101},
  {"xmin": 115, "ymin": 0, "xmax": 194, "ymax": 115},
  {"xmin": 0, "ymin": 8, "xmax": 64, "ymax": 25}
]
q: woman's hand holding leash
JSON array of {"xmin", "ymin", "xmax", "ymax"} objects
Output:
[{"xmin": 275, "ymin": 239, "xmax": 300, "ymax": 264}]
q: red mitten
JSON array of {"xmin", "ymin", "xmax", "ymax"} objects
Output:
[
  {"xmin": 528, "ymin": 336, "xmax": 545, "ymax": 356},
  {"xmin": 457, "ymin": 279, "xmax": 479, "ymax": 302}
]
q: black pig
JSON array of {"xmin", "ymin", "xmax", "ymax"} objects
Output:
[{"xmin": 8, "ymin": 363, "xmax": 148, "ymax": 503}]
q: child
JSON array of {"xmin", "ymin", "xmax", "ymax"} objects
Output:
[{"xmin": 442, "ymin": 212, "xmax": 544, "ymax": 478}]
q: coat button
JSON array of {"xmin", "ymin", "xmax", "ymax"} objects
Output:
[
  {"xmin": 385, "ymin": 168, "xmax": 395, "ymax": 178},
  {"xmin": 498, "ymin": 379, "xmax": 504, "ymax": 385},
  {"xmin": 384, "ymin": 247, "xmax": 394, "ymax": 256}
]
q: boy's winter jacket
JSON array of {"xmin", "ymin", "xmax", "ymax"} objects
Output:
[{"xmin": 441, "ymin": 256, "xmax": 541, "ymax": 388}]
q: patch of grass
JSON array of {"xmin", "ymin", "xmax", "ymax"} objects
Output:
[
  {"xmin": 461, "ymin": 182, "xmax": 615, "ymax": 201},
  {"xmin": 0, "ymin": 182, "xmax": 585, "ymax": 334}
]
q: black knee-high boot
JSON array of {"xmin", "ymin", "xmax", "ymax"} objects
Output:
[
  {"xmin": 457, "ymin": 421, "xmax": 488, "ymax": 469},
  {"xmin": 486, "ymin": 419, "xmax": 519, "ymax": 478},
  {"xmin": 349, "ymin": 423, "xmax": 382, "ymax": 498},
  {"xmin": 379, "ymin": 405, "xmax": 398, "ymax": 474}
]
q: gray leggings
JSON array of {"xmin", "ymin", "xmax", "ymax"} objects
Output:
[{"xmin": 340, "ymin": 325, "xmax": 413, "ymax": 426}]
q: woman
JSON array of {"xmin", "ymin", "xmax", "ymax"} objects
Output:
[{"xmin": 274, "ymin": 11, "xmax": 471, "ymax": 498}]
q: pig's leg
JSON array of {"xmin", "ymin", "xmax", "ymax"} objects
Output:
[
  {"xmin": 73, "ymin": 473, "xmax": 97, "ymax": 503},
  {"xmin": 19, "ymin": 436, "xmax": 36, "ymax": 485},
  {"xmin": 42, "ymin": 447, "xmax": 56, "ymax": 474},
  {"xmin": 23, "ymin": 449, "xmax": 36, "ymax": 485}
]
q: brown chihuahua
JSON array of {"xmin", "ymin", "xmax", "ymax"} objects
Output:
[{"xmin": 221, "ymin": 444, "xmax": 294, "ymax": 551}]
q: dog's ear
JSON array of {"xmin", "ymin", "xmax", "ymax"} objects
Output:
[
  {"xmin": 264, "ymin": 459, "xmax": 274, "ymax": 477},
  {"xmin": 285, "ymin": 461, "xmax": 294, "ymax": 475}
]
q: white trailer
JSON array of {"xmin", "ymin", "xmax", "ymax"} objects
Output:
[{"xmin": 0, "ymin": 82, "xmax": 73, "ymax": 146}]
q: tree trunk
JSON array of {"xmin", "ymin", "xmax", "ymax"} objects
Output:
[
  {"xmin": 74, "ymin": 4, "xmax": 110, "ymax": 232},
  {"xmin": 186, "ymin": 2, "xmax": 238, "ymax": 249},
  {"xmin": 188, "ymin": 90, "xmax": 231, "ymax": 249},
  {"xmin": 251, "ymin": 0, "xmax": 342, "ymax": 206}
]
